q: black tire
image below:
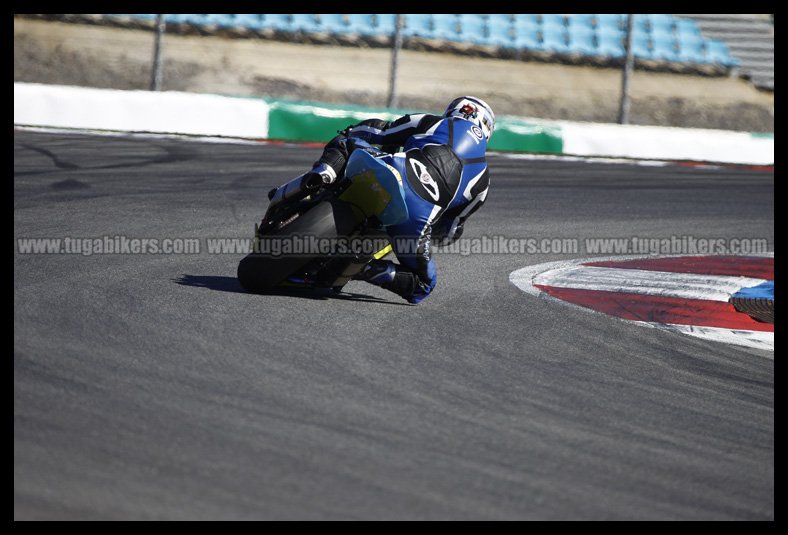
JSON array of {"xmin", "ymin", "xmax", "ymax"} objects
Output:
[{"xmin": 237, "ymin": 198, "xmax": 356, "ymax": 293}]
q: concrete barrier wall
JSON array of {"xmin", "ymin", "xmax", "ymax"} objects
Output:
[
  {"xmin": 14, "ymin": 82, "xmax": 773, "ymax": 166},
  {"xmin": 14, "ymin": 83, "xmax": 271, "ymax": 139}
]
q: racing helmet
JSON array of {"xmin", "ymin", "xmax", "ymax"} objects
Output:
[{"xmin": 443, "ymin": 96, "xmax": 495, "ymax": 141}]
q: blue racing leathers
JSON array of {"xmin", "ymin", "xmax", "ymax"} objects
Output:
[{"xmin": 315, "ymin": 113, "xmax": 490, "ymax": 303}]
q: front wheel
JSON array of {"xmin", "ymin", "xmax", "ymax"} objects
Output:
[{"xmin": 237, "ymin": 198, "xmax": 356, "ymax": 293}]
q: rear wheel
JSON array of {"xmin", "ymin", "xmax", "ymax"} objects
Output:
[{"xmin": 237, "ymin": 198, "xmax": 356, "ymax": 293}]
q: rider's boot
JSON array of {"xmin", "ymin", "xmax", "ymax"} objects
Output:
[{"xmin": 355, "ymin": 259, "xmax": 429, "ymax": 303}]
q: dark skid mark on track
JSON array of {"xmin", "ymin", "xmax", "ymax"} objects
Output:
[
  {"xmin": 20, "ymin": 143, "xmax": 79, "ymax": 170},
  {"xmin": 16, "ymin": 141, "xmax": 199, "ymax": 177}
]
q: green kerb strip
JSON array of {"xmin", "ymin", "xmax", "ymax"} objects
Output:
[
  {"xmin": 266, "ymin": 98, "xmax": 404, "ymax": 142},
  {"xmin": 488, "ymin": 118, "xmax": 563, "ymax": 154},
  {"xmin": 262, "ymin": 97, "xmax": 564, "ymax": 154}
]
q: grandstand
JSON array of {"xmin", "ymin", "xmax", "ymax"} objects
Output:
[
  {"xmin": 677, "ymin": 14, "xmax": 774, "ymax": 90},
  {"xmin": 30, "ymin": 14, "xmax": 775, "ymax": 91}
]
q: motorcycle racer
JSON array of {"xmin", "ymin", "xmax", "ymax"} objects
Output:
[{"xmin": 303, "ymin": 96, "xmax": 494, "ymax": 304}]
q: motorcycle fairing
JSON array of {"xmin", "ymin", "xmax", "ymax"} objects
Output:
[{"xmin": 340, "ymin": 149, "xmax": 409, "ymax": 226}]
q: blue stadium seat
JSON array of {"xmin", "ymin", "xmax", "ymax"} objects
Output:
[
  {"xmin": 470, "ymin": 15, "xmax": 512, "ymax": 49},
  {"xmin": 541, "ymin": 24, "xmax": 570, "ymax": 54},
  {"xmin": 630, "ymin": 33, "xmax": 653, "ymax": 59},
  {"xmin": 651, "ymin": 33, "xmax": 680, "ymax": 62},
  {"xmin": 234, "ymin": 14, "xmax": 265, "ymax": 32},
  {"xmin": 704, "ymin": 39, "xmax": 740, "ymax": 67},
  {"xmin": 203, "ymin": 14, "xmax": 239, "ymax": 29},
  {"xmin": 674, "ymin": 17, "xmax": 702, "ymax": 40},
  {"xmin": 650, "ymin": 23, "xmax": 674, "ymax": 42},
  {"xmin": 461, "ymin": 27, "xmax": 490, "ymax": 47},
  {"xmin": 488, "ymin": 31, "xmax": 518, "ymax": 50},
  {"xmin": 177, "ymin": 14, "xmax": 240, "ymax": 31},
  {"xmin": 596, "ymin": 21, "xmax": 623, "ymax": 40},
  {"xmin": 673, "ymin": 20, "xmax": 706, "ymax": 65},
  {"xmin": 512, "ymin": 23, "xmax": 542, "ymax": 51},
  {"xmin": 487, "ymin": 13, "xmax": 514, "ymax": 28},
  {"xmin": 510, "ymin": 15, "xmax": 544, "ymax": 52},
  {"xmin": 511, "ymin": 15, "xmax": 539, "ymax": 48},
  {"xmin": 648, "ymin": 14, "xmax": 676, "ymax": 35},
  {"xmin": 631, "ymin": 14, "xmax": 651, "ymax": 36},
  {"xmin": 596, "ymin": 32, "xmax": 625, "ymax": 58},
  {"xmin": 457, "ymin": 14, "xmax": 487, "ymax": 44},
  {"xmin": 110, "ymin": 14, "xmax": 155, "ymax": 21},
  {"xmin": 373, "ymin": 14, "xmax": 398, "ymax": 36},
  {"xmin": 567, "ymin": 24, "xmax": 597, "ymax": 55},
  {"xmin": 458, "ymin": 13, "xmax": 486, "ymax": 31},
  {"xmin": 567, "ymin": 14, "xmax": 595, "ymax": 33},
  {"xmin": 631, "ymin": 17, "xmax": 651, "ymax": 40},
  {"xmin": 566, "ymin": 15, "xmax": 599, "ymax": 55},
  {"xmin": 486, "ymin": 13, "xmax": 513, "ymax": 43},
  {"xmin": 539, "ymin": 14, "xmax": 569, "ymax": 54},
  {"xmin": 431, "ymin": 14, "xmax": 460, "ymax": 40},
  {"xmin": 675, "ymin": 29, "xmax": 705, "ymax": 61},
  {"xmin": 540, "ymin": 13, "xmax": 566, "ymax": 32},
  {"xmin": 512, "ymin": 13, "xmax": 539, "ymax": 29},
  {"xmin": 595, "ymin": 13, "xmax": 626, "ymax": 34},
  {"xmin": 401, "ymin": 14, "xmax": 433, "ymax": 39},
  {"xmin": 345, "ymin": 13, "xmax": 376, "ymax": 35},
  {"xmin": 341, "ymin": 14, "xmax": 396, "ymax": 41},
  {"xmin": 318, "ymin": 14, "xmax": 348, "ymax": 34},
  {"xmin": 290, "ymin": 13, "xmax": 319, "ymax": 33},
  {"xmin": 512, "ymin": 15, "xmax": 539, "ymax": 34},
  {"xmin": 676, "ymin": 39, "xmax": 707, "ymax": 64},
  {"xmin": 261, "ymin": 14, "xmax": 293, "ymax": 33},
  {"xmin": 165, "ymin": 14, "xmax": 205, "ymax": 26}
]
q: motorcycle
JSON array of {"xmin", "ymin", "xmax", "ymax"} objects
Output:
[{"xmin": 237, "ymin": 148, "xmax": 409, "ymax": 294}]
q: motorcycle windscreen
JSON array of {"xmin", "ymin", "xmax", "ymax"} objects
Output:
[{"xmin": 341, "ymin": 149, "xmax": 408, "ymax": 226}]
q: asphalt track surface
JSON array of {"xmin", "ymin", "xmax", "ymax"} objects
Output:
[{"xmin": 14, "ymin": 129, "xmax": 774, "ymax": 520}]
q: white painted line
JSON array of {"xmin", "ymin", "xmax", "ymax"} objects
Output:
[
  {"xmin": 660, "ymin": 323, "xmax": 774, "ymax": 352},
  {"xmin": 532, "ymin": 265, "xmax": 767, "ymax": 302}
]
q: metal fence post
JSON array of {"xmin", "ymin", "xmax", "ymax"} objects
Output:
[
  {"xmin": 618, "ymin": 14, "xmax": 634, "ymax": 124},
  {"xmin": 150, "ymin": 14, "xmax": 165, "ymax": 91},
  {"xmin": 387, "ymin": 14, "xmax": 403, "ymax": 109}
]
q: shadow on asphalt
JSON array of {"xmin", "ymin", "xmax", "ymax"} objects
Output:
[{"xmin": 172, "ymin": 274, "xmax": 408, "ymax": 305}]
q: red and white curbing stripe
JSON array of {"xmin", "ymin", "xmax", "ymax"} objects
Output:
[{"xmin": 509, "ymin": 254, "xmax": 774, "ymax": 352}]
